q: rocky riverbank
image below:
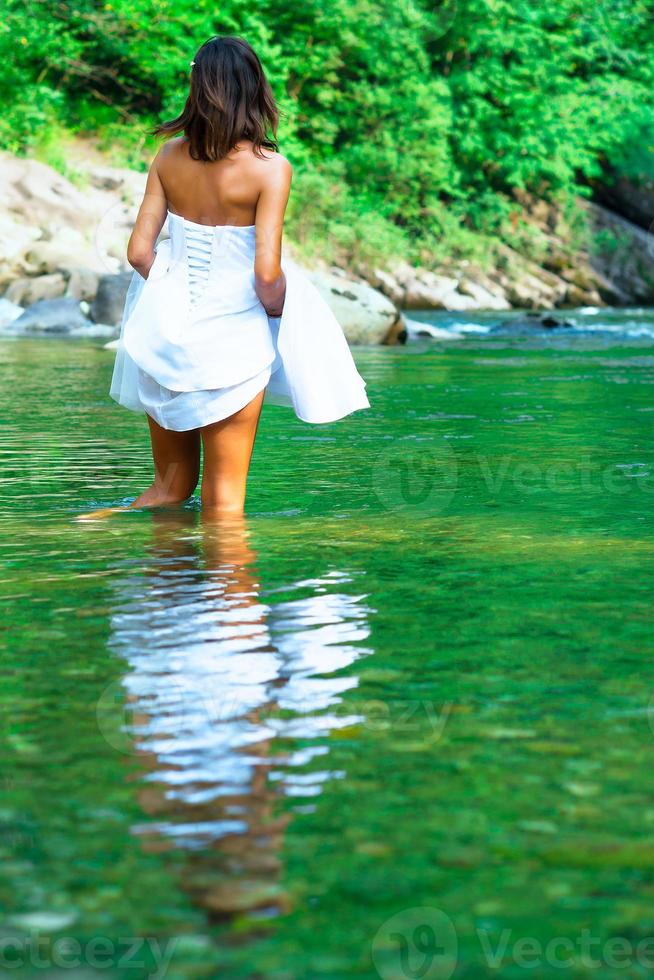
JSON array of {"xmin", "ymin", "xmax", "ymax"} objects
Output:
[
  {"xmin": 0, "ymin": 152, "xmax": 404, "ymax": 346},
  {"xmin": 359, "ymin": 191, "xmax": 654, "ymax": 313},
  {"xmin": 0, "ymin": 150, "xmax": 652, "ymax": 346}
]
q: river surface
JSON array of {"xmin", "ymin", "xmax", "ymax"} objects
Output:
[{"xmin": 2, "ymin": 311, "xmax": 654, "ymax": 978}]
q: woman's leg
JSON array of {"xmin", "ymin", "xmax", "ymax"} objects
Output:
[
  {"xmin": 77, "ymin": 414, "xmax": 200, "ymax": 520},
  {"xmin": 200, "ymin": 390, "xmax": 265, "ymax": 516},
  {"xmin": 131, "ymin": 413, "xmax": 201, "ymax": 508}
]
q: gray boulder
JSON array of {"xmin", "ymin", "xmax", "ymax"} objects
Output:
[
  {"xmin": 8, "ymin": 297, "xmax": 91, "ymax": 334},
  {"xmin": 91, "ymin": 271, "xmax": 133, "ymax": 325},
  {"xmin": 596, "ymin": 173, "xmax": 654, "ymax": 231},
  {"xmin": 584, "ymin": 201, "xmax": 654, "ymax": 303},
  {"xmin": 5, "ymin": 273, "xmax": 67, "ymax": 306},
  {"xmin": 304, "ymin": 264, "xmax": 403, "ymax": 344},
  {"xmin": 66, "ymin": 267, "xmax": 101, "ymax": 302},
  {"xmin": 19, "ymin": 237, "xmax": 103, "ymax": 276}
]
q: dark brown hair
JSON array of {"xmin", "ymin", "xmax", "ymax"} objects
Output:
[{"xmin": 154, "ymin": 36, "xmax": 279, "ymax": 161}]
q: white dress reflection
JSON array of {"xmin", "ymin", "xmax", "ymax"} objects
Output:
[{"xmin": 108, "ymin": 512, "xmax": 372, "ymax": 919}]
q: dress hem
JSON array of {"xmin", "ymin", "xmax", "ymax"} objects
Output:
[{"xmin": 143, "ymin": 380, "xmax": 269, "ymax": 431}]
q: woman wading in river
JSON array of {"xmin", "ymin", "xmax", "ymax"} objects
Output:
[{"xmin": 89, "ymin": 35, "xmax": 368, "ymax": 519}]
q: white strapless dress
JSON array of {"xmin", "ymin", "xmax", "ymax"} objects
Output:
[{"xmin": 110, "ymin": 211, "xmax": 370, "ymax": 430}]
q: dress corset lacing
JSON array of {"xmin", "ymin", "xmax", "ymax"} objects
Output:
[{"xmin": 184, "ymin": 223, "xmax": 214, "ymax": 307}]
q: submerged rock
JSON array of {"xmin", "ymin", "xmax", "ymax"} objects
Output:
[
  {"xmin": 540, "ymin": 314, "xmax": 572, "ymax": 329},
  {"xmin": 495, "ymin": 312, "xmax": 573, "ymax": 333}
]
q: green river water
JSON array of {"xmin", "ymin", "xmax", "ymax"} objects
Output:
[{"xmin": 2, "ymin": 317, "xmax": 654, "ymax": 979}]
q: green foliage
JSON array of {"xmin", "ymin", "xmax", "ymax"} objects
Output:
[
  {"xmin": 1, "ymin": 0, "xmax": 653, "ymax": 266},
  {"xmin": 286, "ymin": 163, "xmax": 411, "ymax": 267}
]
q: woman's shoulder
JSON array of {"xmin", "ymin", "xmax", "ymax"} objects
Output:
[
  {"xmin": 258, "ymin": 146, "xmax": 291, "ymax": 166},
  {"xmin": 252, "ymin": 148, "xmax": 292, "ymax": 189},
  {"xmin": 236, "ymin": 142, "xmax": 291, "ymax": 173},
  {"xmin": 152, "ymin": 136, "xmax": 188, "ymax": 168}
]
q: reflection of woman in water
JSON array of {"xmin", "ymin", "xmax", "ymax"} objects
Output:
[{"xmin": 108, "ymin": 511, "xmax": 372, "ymax": 921}]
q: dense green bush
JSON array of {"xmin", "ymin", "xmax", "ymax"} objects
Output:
[{"xmin": 1, "ymin": 0, "xmax": 652, "ymax": 266}]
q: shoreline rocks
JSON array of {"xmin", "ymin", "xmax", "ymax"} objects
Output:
[
  {"xmin": 8, "ymin": 297, "xmax": 103, "ymax": 335},
  {"xmin": 1, "ymin": 150, "xmax": 653, "ymax": 345},
  {"xmin": 365, "ymin": 261, "xmax": 512, "ymax": 312}
]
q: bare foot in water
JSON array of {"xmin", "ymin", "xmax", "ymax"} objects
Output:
[
  {"xmin": 76, "ymin": 488, "xmax": 193, "ymax": 521},
  {"xmin": 75, "ymin": 505, "xmax": 137, "ymax": 521}
]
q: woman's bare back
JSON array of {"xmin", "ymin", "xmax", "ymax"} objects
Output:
[
  {"xmin": 156, "ymin": 136, "xmax": 283, "ymax": 228},
  {"xmin": 128, "ymin": 134, "xmax": 291, "ymax": 314}
]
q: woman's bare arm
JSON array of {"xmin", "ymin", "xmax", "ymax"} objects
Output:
[
  {"xmin": 127, "ymin": 155, "xmax": 168, "ymax": 279},
  {"xmin": 254, "ymin": 155, "xmax": 292, "ymax": 316}
]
